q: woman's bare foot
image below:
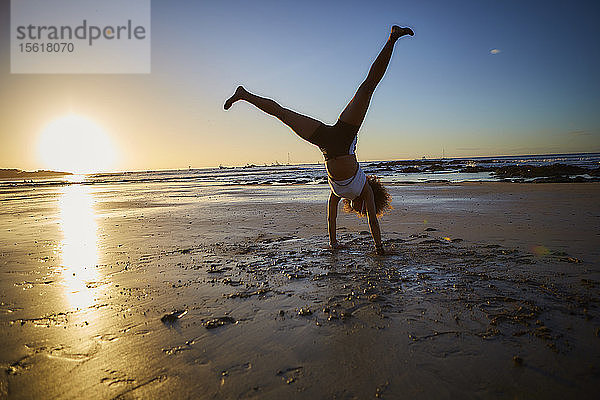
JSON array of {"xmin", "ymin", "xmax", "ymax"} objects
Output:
[
  {"xmin": 224, "ymin": 86, "xmax": 246, "ymax": 110},
  {"xmin": 390, "ymin": 25, "xmax": 414, "ymax": 41}
]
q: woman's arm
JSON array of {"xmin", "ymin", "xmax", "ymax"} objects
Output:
[
  {"xmin": 364, "ymin": 184, "xmax": 384, "ymax": 254},
  {"xmin": 327, "ymin": 191, "xmax": 341, "ymax": 248}
]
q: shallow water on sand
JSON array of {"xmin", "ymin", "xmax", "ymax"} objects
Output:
[{"xmin": 0, "ymin": 181, "xmax": 599, "ymax": 398}]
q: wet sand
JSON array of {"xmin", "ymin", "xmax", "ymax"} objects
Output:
[{"xmin": 1, "ymin": 182, "xmax": 599, "ymax": 398}]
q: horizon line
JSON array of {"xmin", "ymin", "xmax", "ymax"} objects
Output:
[{"xmin": 3, "ymin": 150, "xmax": 599, "ymax": 175}]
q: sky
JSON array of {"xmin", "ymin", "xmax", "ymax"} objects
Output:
[{"xmin": 1, "ymin": 0, "xmax": 599, "ymax": 172}]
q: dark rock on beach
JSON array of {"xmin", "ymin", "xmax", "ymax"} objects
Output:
[
  {"xmin": 204, "ymin": 316, "xmax": 236, "ymax": 329},
  {"xmin": 459, "ymin": 165, "xmax": 494, "ymax": 173},
  {"xmin": 493, "ymin": 163, "xmax": 589, "ymax": 178},
  {"xmin": 400, "ymin": 166, "xmax": 422, "ymax": 173},
  {"xmin": 161, "ymin": 310, "xmax": 188, "ymax": 324}
]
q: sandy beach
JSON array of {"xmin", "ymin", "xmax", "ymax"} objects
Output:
[
  {"xmin": 2, "ymin": 0, "xmax": 600, "ymax": 398},
  {"xmin": 1, "ymin": 181, "xmax": 599, "ymax": 399}
]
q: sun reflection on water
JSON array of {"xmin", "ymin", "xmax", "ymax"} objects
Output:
[{"xmin": 58, "ymin": 184, "xmax": 100, "ymax": 310}]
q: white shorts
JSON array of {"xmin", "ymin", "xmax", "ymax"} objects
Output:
[{"xmin": 327, "ymin": 165, "xmax": 367, "ymax": 200}]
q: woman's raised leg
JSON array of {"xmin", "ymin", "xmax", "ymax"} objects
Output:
[
  {"xmin": 338, "ymin": 25, "xmax": 413, "ymax": 127},
  {"xmin": 224, "ymin": 86, "xmax": 321, "ymax": 141}
]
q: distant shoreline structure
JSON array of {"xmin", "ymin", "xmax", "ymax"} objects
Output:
[
  {"xmin": 211, "ymin": 151, "xmax": 600, "ymax": 172},
  {"xmin": 0, "ymin": 169, "xmax": 72, "ymax": 180},
  {"xmin": 3, "ymin": 151, "xmax": 599, "ymax": 176}
]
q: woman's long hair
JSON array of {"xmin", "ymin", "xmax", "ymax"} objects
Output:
[{"xmin": 342, "ymin": 175, "xmax": 392, "ymax": 217}]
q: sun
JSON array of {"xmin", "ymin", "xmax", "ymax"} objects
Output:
[{"xmin": 38, "ymin": 114, "xmax": 117, "ymax": 174}]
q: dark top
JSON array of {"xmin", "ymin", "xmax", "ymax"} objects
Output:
[{"xmin": 307, "ymin": 119, "xmax": 359, "ymax": 161}]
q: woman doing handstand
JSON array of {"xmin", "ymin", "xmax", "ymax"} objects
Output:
[{"xmin": 224, "ymin": 25, "xmax": 414, "ymax": 255}]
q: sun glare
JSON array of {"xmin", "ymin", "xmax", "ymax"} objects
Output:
[
  {"xmin": 59, "ymin": 184, "xmax": 100, "ymax": 310},
  {"xmin": 38, "ymin": 114, "xmax": 117, "ymax": 174}
]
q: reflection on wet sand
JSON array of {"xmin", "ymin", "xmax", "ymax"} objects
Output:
[{"xmin": 58, "ymin": 184, "xmax": 99, "ymax": 310}]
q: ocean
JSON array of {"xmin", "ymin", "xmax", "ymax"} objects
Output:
[{"xmin": 2, "ymin": 152, "xmax": 599, "ymax": 189}]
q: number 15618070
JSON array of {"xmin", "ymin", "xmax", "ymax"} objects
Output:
[{"xmin": 19, "ymin": 42, "xmax": 74, "ymax": 53}]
